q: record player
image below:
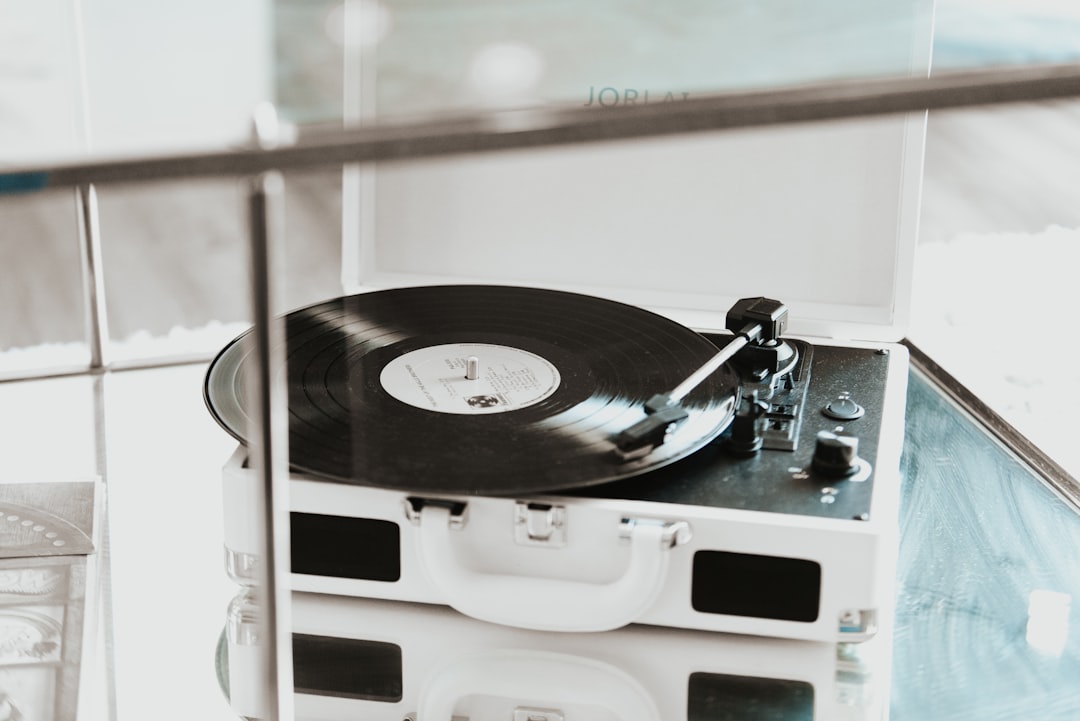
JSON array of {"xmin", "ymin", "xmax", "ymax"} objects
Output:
[
  {"xmin": 208, "ymin": 109, "xmax": 925, "ymax": 642},
  {"xmin": 223, "ymin": 591, "xmax": 891, "ymax": 721}
]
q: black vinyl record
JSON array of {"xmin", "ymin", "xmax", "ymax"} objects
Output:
[{"xmin": 204, "ymin": 285, "xmax": 739, "ymax": 495}]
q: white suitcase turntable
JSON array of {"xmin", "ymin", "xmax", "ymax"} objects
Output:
[
  {"xmin": 208, "ymin": 79, "xmax": 926, "ymax": 643},
  {"xmin": 210, "ymin": 286, "xmax": 913, "ymax": 643}
]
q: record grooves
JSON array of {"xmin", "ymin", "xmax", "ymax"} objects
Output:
[{"xmin": 204, "ymin": 285, "xmax": 739, "ymax": 495}]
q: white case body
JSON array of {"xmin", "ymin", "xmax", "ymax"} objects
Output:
[
  {"xmin": 222, "ymin": 337, "xmax": 907, "ymax": 642},
  {"xmin": 225, "ymin": 592, "xmax": 892, "ymax": 721}
]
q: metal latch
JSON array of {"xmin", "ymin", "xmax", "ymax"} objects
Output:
[
  {"xmin": 403, "ymin": 497, "xmax": 468, "ymax": 529},
  {"xmin": 514, "ymin": 502, "xmax": 567, "ymax": 547},
  {"xmin": 618, "ymin": 517, "xmax": 692, "ymax": 548},
  {"xmin": 514, "ymin": 708, "xmax": 564, "ymax": 721}
]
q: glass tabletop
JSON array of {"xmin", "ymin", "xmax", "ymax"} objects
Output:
[
  {"xmin": 202, "ymin": 364, "xmax": 1080, "ymax": 720},
  {"xmin": 891, "ymin": 368, "xmax": 1080, "ymax": 720},
  {"xmin": 2, "ymin": 347, "xmax": 1077, "ymax": 720}
]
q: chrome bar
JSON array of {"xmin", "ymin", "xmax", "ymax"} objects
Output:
[
  {"xmin": 339, "ymin": 0, "xmax": 369, "ymax": 292},
  {"xmin": 75, "ymin": 184, "xmax": 110, "ymax": 368},
  {"xmin": 0, "ymin": 352, "xmax": 217, "ymax": 385},
  {"xmin": 4, "ymin": 63, "xmax": 1080, "ymax": 190},
  {"xmin": 904, "ymin": 340, "xmax": 1080, "ymax": 515},
  {"xmin": 245, "ymin": 105, "xmax": 294, "ymax": 721},
  {"xmin": 89, "ymin": 372, "xmax": 118, "ymax": 721}
]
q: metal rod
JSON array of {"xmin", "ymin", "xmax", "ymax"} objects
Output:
[
  {"xmin": 89, "ymin": 372, "xmax": 118, "ymax": 721},
  {"xmin": 75, "ymin": 184, "xmax": 110, "ymax": 368},
  {"xmin": 669, "ymin": 335, "xmax": 750, "ymax": 402},
  {"xmin": 0, "ymin": 352, "xmax": 216, "ymax": 385},
  {"xmin": 904, "ymin": 339, "xmax": 1080, "ymax": 515},
  {"xmin": 339, "ymin": 0, "xmax": 369, "ymax": 293},
  {"xmin": 5, "ymin": 62, "xmax": 1080, "ymax": 190},
  {"xmin": 246, "ymin": 105, "xmax": 294, "ymax": 721}
]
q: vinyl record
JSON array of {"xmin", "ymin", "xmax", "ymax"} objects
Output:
[{"xmin": 204, "ymin": 285, "xmax": 739, "ymax": 495}]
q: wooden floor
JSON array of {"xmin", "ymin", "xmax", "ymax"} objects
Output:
[
  {"xmin": 2, "ymin": 170, "xmax": 343, "ymax": 350},
  {"xmin": 3, "ymin": 99, "xmax": 1080, "ymax": 350},
  {"xmin": 919, "ymin": 98, "xmax": 1080, "ymax": 244}
]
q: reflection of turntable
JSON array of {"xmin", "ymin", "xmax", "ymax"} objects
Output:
[
  {"xmin": 208, "ymin": 286, "xmax": 908, "ymax": 642},
  {"xmin": 222, "ymin": 591, "xmax": 891, "ymax": 721}
]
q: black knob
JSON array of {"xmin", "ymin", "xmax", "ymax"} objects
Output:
[{"xmin": 812, "ymin": 431, "xmax": 860, "ymax": 477}]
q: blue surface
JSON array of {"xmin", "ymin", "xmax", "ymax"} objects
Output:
[
  {"xmin": 933, "ymin": 4, "xmax": 1080, "ymax": 70},
  {"xmin": 892, "ymin": 370, "xmax": 1080, "ymax": 720},
  {"xmin": 0, "ymin": 172, "xmax": 49, "ymax": 195}
]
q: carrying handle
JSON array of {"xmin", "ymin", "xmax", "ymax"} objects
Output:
[
  {"xmin": 415, "ymin": 505, "xmax": 684, "ymax": 632},
  {"xmin": 417, "ymin": 649, "xmax": 661, "ymax": 721}
]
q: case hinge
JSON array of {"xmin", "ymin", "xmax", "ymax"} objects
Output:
[{"xmin": 618, "ymin": 517, "xmax": 692, "ymax": 548}]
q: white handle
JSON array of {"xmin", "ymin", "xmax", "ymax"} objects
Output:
[
  {"xmin": 415, "ymin": 505, "xmax": 676, "ymax": 632},
  {"xmin": 417, "ymin": 649, "xmax": 661, "ymax": 721}
]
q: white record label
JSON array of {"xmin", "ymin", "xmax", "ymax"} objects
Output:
[{"xmin": 380, "ymin": 343, "xmax": 561, "ymax": 414}]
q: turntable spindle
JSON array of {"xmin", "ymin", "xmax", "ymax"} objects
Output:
[{"xmin": 466, "ymin": 356, "xmax": 480, "ymax": 381}]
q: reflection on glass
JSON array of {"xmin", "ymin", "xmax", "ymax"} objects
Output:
[
  {"xmin": 1025, "ymin": 589, "xmax": 1071, "ymax": 657},
  {"xmin": 80, "ymin": 0, "xmax": 272, "ymax": 156},
  {"xmin": 91, "ymin": 173, "xmax": 342, "ymax": 365},
  {"xmin": 6, "ymin": 1, "xmax": 1080, "ymax": 164},
  {"xmin": 893, "ymin": 370, "xmax": 1080, "ymax": 719},
  {"xmin": 0, "ymin": 3, "xmax": 86, "ymax": 164},
  {"xmin": 93, "ymin": 178, "xmax": 249, "ymax": 364},
  {"xmin": 0, "ymin": 189, "xmax": 90, "ymax": 376},
  {"xmin": 909, "ymin": 99, "xmax": 1080, "ymax": 481},
  {"xmin": 466, "ymin": 41, "xmax": 546, "ymax": 109},
  {"xmin": 221, "ymin": 593, "xmax": 889, "ymax": 721},
  {"xmin": 324, "ymin": 0, "xmax": 392, "ymax": 50},
  {"xmin": 277, "ymin": 0, "xmax": 346, "ymax": 124},
  {"xmin": 934, "ymin": 0, "xmax": 1080, "ymax": 69},
  {"xmin": 275, "ymin": 0, "xmax": 939, "ymax": 125},
  {"xmin": 352, "ymin": 0, "xmax": 934, "ymax": 121}
]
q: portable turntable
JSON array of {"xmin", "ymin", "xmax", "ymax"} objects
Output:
[
  {"xmin": 208, "ymin": 109, "xmax": 924, "ymax": 642},
  {"xmin": 223, "ymin": 591, "xmax": 891, "ymax": 721}
]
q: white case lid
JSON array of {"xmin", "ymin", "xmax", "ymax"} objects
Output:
[{"xmin": 344, "ymin": 4, "xmax": 933, "ymax": 343}]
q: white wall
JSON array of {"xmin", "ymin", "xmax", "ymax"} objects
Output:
[
  {"xmin": 0, "ymin": 1, "xmax": 85, "ymax": 162},
  {"xmin": 0, "ymin": 0, "xmax": 272, "ymax": 162},
  {"xmin": 82, "ymin": 0, "xmax": 273, "ymax": 155}
]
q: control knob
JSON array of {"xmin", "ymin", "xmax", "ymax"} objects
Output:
[{"xmin": 812, "ymin": 430, "xmax": 861, "ymax": 478}]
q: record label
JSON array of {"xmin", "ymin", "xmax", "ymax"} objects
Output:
[{"xmin": 379, "ymin": 343, "xmax": 560, "ymax": 414}]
